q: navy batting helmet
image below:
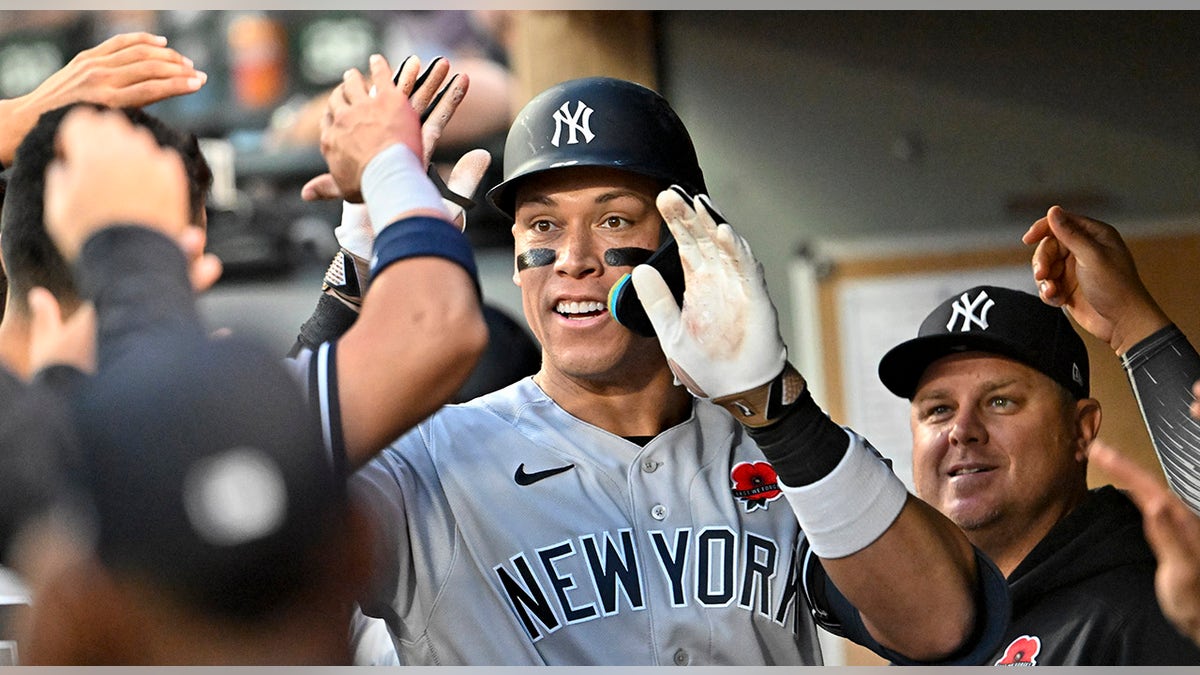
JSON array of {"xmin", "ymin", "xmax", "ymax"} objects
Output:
[{"xmin": 486, "ymin": 77, "xmax": 707, "ymax": 218}]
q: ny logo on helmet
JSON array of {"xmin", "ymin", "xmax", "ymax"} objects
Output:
[
  {"xmin": 551, "ymin": 101, "xmax": 595, "ymax": 147},
  {"xmin": 946, "ymin": 290, "xmax": 995, "ymax": 332}
]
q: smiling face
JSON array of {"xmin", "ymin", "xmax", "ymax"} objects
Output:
[
  {"xmin": 909, "ymin": 352, "xmax": 1099, "ymax": 572},
  {"xmin": 511, "ymin": 166, "xmax": 668, "ymax": 389}
]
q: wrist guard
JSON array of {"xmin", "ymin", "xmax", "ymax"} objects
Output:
[{"xmin": 713, "ymin": 361, "xmax": 805, "ymax": 428}]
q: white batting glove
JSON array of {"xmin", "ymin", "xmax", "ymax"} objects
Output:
[{"xmin": 631, "ymin": 187, "xmax": 788, "ymax": 401}]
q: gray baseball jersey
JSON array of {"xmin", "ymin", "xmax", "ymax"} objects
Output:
[
  {"xmin": 352, "ymin": 376, "xmax": 822, "ymax": 665},
  {"xmin": 289, "ymin": 346, "xmax": 1006, "ymax": 665}
]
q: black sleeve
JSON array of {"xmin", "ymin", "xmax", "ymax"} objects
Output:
[
  {"xmin": 802, "ymin": 539, "xmax": 1011, "ymax": 665},
  {"xmin": 73, "ymin": 225, "xmax": 204, "ymax": 368},
  {"xmin": 288, "ymin": 292, "xmax": 359, "ymax": 358},
  {"xmin": 1122, "ymin": 324, "xmax": 1200, "ymax": 513}
]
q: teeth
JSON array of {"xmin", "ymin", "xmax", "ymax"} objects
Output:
[
  {"xmin": 556, "ymin": 300, "xmax": 606, "ymax": 315},
  {"xmin": 952, "ymin": 468, "xmax": 987, "ymax": 476}
]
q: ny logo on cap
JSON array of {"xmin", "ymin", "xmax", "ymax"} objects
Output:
[
  {"xmin": 946, "ymin": 290, "xmax": 995, "ymax": 332},
  {"xmin": 551, "ymin": 100, "xmax": 595, "ymax": 147}
]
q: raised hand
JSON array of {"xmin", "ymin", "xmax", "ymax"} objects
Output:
[
  {"xmin": 317, "ymin": 54, "xmax": 426, "ymax": 204},
  {"xmin": 0, "ymin": 32, "xmax": 205, "ymax": 165},
  {"xmin": 302, "ymin": 55, "xmax": 476, "ymax": 204},
  {"xmin": 43, "ymin": 106, "xmax": 189, "ymax": 262},
  {"xmin": 631, "ymin": 186, "xmax": 787, "ymax": 400},
  {"xmin": 1023, "ymin": 205, "xmax": 1170, "ymax": 355}
]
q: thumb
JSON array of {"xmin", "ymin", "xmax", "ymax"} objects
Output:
[
  {"xmin": 190, "ymin": 253, "xmax": 224, "ymax": 293},
  {"xmin": 1045, "ymin": 205, "xmax": 1105, "ymax": 259},
  {"xmin": 27, "ymin": 287, "xmax": 64, "ymax": 344},
  {"xmin": 1088, "ymin": 440, "xmax": 1165, "ymax": 512},
  {"xmin": 631, "ymin": 264, "xmax": 683, "ymax": 341},
  {"xmin": 447, "ymin": 149, "xmax": 491, "ymax": 199},
  {"xmin": 443, "ymin": 149, "xmax": 492, "ymax": 230},
  {"xmin": 301, "ymin": 173, "xmax": 343, "ymax": 201}
]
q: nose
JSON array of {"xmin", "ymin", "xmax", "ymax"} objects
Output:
[
  {"xmin": 554, "ymin": 225, "xmax": 602, "ymax": 278},
  {"xmin": 948, "ymin": 406, "xmax": 988, "ymax": 447}
]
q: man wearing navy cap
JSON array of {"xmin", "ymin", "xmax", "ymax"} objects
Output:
[{"xmin": 879, "ymin": 285, "xmax": 1200, "ymax": 665}]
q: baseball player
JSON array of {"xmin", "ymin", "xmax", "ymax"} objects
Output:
[{"xmin": 295, "ymin": 75, "xmax": 1010, "ymax": 665}]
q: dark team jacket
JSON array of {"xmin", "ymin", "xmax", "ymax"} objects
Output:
[{"xmin": 989, "ymin": 486, "xmax": 1200, "ymax": 666}]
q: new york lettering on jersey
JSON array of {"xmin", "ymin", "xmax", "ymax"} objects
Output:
[{"xmin": 493, "ymin": 527, "xmax": 805, "ymax": 640}]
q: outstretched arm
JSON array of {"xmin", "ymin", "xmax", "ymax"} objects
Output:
[
  {"xmin": 0, "ymin": 32, "xmax": 204, "ymax": 166},
  {"xmin": 309, "ymin": 54, "xmax": 487, "ymax": 469},
  {"xmin": 1025, "ymin": 206, "xmax": 1200, "ymax": 512},
  {"xmin": 631, "ymin": 188, "xmax": 995, "ymax": 662}
]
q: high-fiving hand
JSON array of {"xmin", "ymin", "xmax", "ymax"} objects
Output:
[
  {"xmin": 631, "ymin": 186, "xmax": 788, "ymax": 400},
  {"xmin": 1024, "ymin": 205, "xmax": 1170, "ymax": 355}
]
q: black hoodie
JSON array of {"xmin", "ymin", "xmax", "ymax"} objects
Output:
[{"xmin": 989, "ymin": 485, "xmax": 1200, "ymax": 665}]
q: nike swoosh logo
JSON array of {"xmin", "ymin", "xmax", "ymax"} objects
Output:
[{"xmin": 514, "ymin": 462, "xmax": 576, "ymax": 486}]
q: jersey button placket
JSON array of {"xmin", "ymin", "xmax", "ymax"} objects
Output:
[
  {"xmin": 672, "ymin": 648, "xmax": 690, "ymax": 665},
  {"xmin": 651, "ymin": 503, "xmax": 668, "ymax": 520}
]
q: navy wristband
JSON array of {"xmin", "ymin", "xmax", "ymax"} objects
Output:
[{"xmin": 370, "ymin": 216, "xmax": 480, "ymax": 297}]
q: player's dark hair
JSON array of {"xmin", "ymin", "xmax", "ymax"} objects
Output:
[{"xmin": 0, "ymin": 102, "xmax": 212, "ymax": 315}]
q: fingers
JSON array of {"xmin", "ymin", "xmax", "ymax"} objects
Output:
[
  {"xmin": 657, "ymin": 187, "xmax": 726, "ymax": 277},
  {"xmin": 446, "ymin": 149, "xmax": 492, "ymax": 196},
  {"xmin": 410, "ymin": 57, "xmax": 449, "ymax": 114},
  {"xmin": 325, "ymin": 82, "xmax": 351, "ymax": 133},
  {"xmin": 341, "ymin": 67, "xmax": 370, "ymax": 105},
  {"xmin": 91, "ymin": 42, "xmax": 192, "ymax": 71},
  {"xmin": 1191, "ymin": 380, "xmax": 1200, "ymax": 421},
  {"xmin": 1030, "ymin": 235, "xmax": 1067, "ymax": 305},
  {"xmin": 78, "ymin": 31, "xmax": 168, "ymax": 58},
  {"xmin": 630, "ymin": 265, "xmax": 682, "ymax": 340},
  {"xmin": 1021, "ymin": 214, "xmax": 1051, "ymax": 246},
  {"xmin": 367, "ymin": 53, "xmax": 395, "ymax": 96},
  {"xmin": 391, "ymin": 55, "xmax": 420, "ymax": 95},
  {"xmin": 1087, "ymin": 441, "xmax": 1169, "ymax": 513},
  {"xmin": 1089, "ymin": 442, "xmax": 1200, "ymax": 575},
  {"xmin": 65, "ymin": 35, "xmax": 206, "ymax": 106},
  {"xmin": 444, "ymin": 148, "xmax": 491, "ymax": 229},
  {"xmin": 300, "ymin": 173, "xmax": 343, "ymax": 201},
  {"xmin": 421, "ymin": 74, "xmax": 469, "ymax": 165},
  {"xmin": 657, "ymin": 188, "xmax": 701, "ymax": 270}
]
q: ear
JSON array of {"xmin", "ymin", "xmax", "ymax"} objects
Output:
[
  {"xmin": 1073, "ymin": 398, "xmax": 1102, "ymax": 462},
  {"xmin": 510, "ymin": 224, "xmax": 522, "ymax": 287}
]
